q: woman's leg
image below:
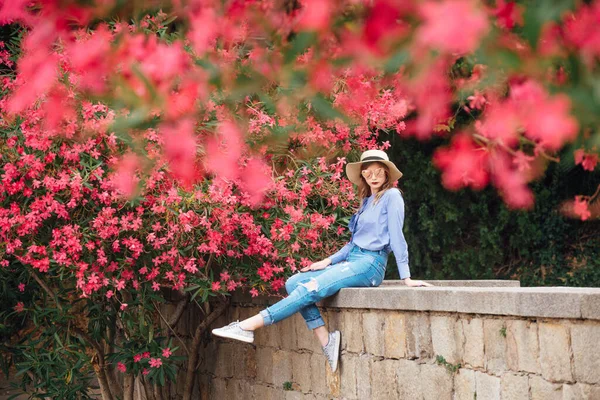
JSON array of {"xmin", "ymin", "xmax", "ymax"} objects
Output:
[
  {"xmin": 259, "ymin": 257, "xmax": 382, "ymax": 329},
  {"xmin": 239, "ymin": 268, "xmax": 331, "ymax": 346}
]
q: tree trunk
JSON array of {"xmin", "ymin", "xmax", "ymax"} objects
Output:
[
  {"xmin": 182, "ymin": 300, "xmax": 229, "ymax": 400},
  {"xmin": 123, "ymin": 374, "xmax": 135, "ymax": 400}
]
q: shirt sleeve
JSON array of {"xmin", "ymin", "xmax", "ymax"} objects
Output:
[
  {"xmin": 328, "ymin": 242, "xmax": 353, "ymax": 264},
  {"xmin": 386, "ymin": 190, "xmax": 411, "ymax": 279}
]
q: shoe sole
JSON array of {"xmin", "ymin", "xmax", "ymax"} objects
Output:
[
  {"xmin": 211, "ymin": 328, "xmax": 255, "ymax": 343},
  {"xmin": 331, "ymin": 331, "xmax": 341, "ymax": 372}
]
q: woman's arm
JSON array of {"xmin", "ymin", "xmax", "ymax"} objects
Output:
[{"xmin": 386, "ymin": 190, "xmax": 411, "ymax": 280}]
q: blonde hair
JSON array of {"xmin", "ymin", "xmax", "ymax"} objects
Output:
[{"xmin": 358, "ymin": 161, "xmax": 395, "ymax": 206}]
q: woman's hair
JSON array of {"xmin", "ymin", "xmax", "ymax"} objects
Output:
[{"xmin": 358, "ymin": 161, "xmax": 397, "ymax": 205}]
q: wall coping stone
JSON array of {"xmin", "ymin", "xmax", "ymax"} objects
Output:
[
  {"xmin": 380, "ymin": 279, "xmax": 521, "ymax": 287},
  {"xmin": 231, "ymin": 281, "xmax": 600, "ymax": 321}
]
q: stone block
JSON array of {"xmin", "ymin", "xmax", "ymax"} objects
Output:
[
  {"xmin": 229, "ymin": 378, "xmax": 255, "ymax": 400},
  {"xmin": 272, "ymin": 350, "xmax": 293, "ymax": 387},
  {"xmin": 363, "ymin": 311, "xmax": 385, "ymax": 356},
  {"xmin": 256, "ymin": 319, "xmax": 282, "ymax": 348},
  {"xmin": 296, "ymin": 314, "xmax": 322, "ymax": 353},
  {"xmin": 474, "ymin": 371, "xmax": 501, "ymax": 400},
  {"xmin": 483, "ymin": 319, "xmax": 508, "ymax": 374},
  {"xmin": 284, "ymin": 391, "xmax": 304, "ymax": 400},
  {"xmin": 570, "ymin": 323, "xmax": 600, "ymax": 384},
  {"xmin": 209, "ymin": 378, "xmax": 228, "ymax": 400},
  {"xmin": 506, "ymin": 319, "xmax": 541, "ymax": 374},
  {"xmin": 214, "ymin": 342, "xmax": 234, "ymax": 378},
  {"xmin": 356, "ymin": 354, "xmax": 372, "ymax": 399},
  {"xmin": 421, "ymin": 363, "xmax": 453, "ymax": 400},
  {"xmin": 454, "ymin": 368, "xmax": 476, "ymax": 400},
  {"xmin": 406, "ymin": 313, "xmax": 433, "ymax": 359},
  {"xmin": 291, "ymin": 351, "xmax": 311, "ymax": 393},
  {"xmin": 254, "ymin": 384, "xmax": 285, "ymax": 400},
  {"xmin": 278, "ymin": 314, "xmax": 297, "ymax": 350},
  {"xmin": 256, "ymin": 347, "xmax": 274, "ymax": 384},
  {"xmin": 384, "ymin": 311, "xmax": 407, "ymax": 359},
  {"xmin": 431, "ymin": 315, "xmax": 462, "ymax": 365},
  {"xmin": 539, "ymin": 322, "xmax": 573, "ymax": 382},
  {"xmin": 562, "ymin": 383, "xmax": 600, "ymax": 400},
  {"xmin": 371, "ymin": 359, "xmax": 399, "ymax": 399},
  {"xmin": 500, "ymin": 373, "xmax": 529, "ymax": 399},
  {"xmin": 530, "ymin": 375, "xmax": 563, "ymax": 400},
  {"xmin": 310, "ymin": 353, "xmax": 329, "ymax": 395},
  {"xmin": 343, "ymin": 310, "xmax": 364, "ymax": 353},
  {"xmin": 396, "ymin": 359, "xmax": 422, "ymax": 400},
  {"xmin": 340, "ymin": 354, "xmax": 357, "ymax": 399},
  {"xmin": 461, "ymin": 318, "xmax": 484, "ymax": 368}
]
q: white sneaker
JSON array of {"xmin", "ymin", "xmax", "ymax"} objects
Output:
[
  {"xmin": 322, "ymin": 330, "xmax": 341, "ymax": 372},
  {"xmin": 211, "ymin": 321, "xmax": 254, "ymax": 343}
]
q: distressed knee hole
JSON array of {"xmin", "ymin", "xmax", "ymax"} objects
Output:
[{"xmin": 300, "ymin": 278, "xmax": 319, "ymax": 292}]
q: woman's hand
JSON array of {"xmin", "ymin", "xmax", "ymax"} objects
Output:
[
  {"xmin": 300, "ymin": 258, "xmax": 332, "ymax": 272},
  {"xmin": 403, "ymin": 278, "xmax": 434, "ymax": 287}
]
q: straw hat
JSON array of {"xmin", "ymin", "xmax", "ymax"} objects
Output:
[{"xmin": 346, "ymin": 149, "xmax": 403, "ymax": 186}]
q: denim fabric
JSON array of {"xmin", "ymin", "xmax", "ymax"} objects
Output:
[
  {"xmin": 260, "ymin": 245, "xmax": 388, "ymax": 329},
  {"xmin": 328, "ymin": 188, "xmax": 410, "ymax": 279}
]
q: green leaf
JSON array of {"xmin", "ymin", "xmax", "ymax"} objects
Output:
[{"xmin": 284, "ymin": 32, "xmax": 317, "ymax": 64}]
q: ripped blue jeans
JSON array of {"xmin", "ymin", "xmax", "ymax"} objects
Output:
[{"xmin": 259, "ymin": 245, "xmax": 387, "ymax": 330}]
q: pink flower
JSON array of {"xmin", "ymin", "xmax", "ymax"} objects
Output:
[
  {"xmin": 149, "ymin": 358, "xmax": 163, "ymax": 368},
  {"xmin": 120, "ymin": 303, "xmax": 128, "ymax": 311},
  {"xmin": 417, "ymin": 0, "xmax": 489, "ymax": 54},
  {"xmin": 250, "ymin": 288, "xmax": 259, "ymax": 298},
  {"xmin": 433, "ymin": 134, "xmax": 490, "ymax": 191},
  {"xmin": 18, "ymin": 283, "xmax": 25, "ymax": 292},
  {"xmin": 211, "ymin": 281, "xmax": 221, "ymax": 291},
  {"xmin": 117, "ymin": 362, "xmax": 127, "ymax": 373},
  {"xmin": 133, "ymin": 354, "xmax": 143, "ymax": 363},
  {"xmin": 14, "ymin": 302, "xmax": 24, "ymax": 313},
  {"xmin": 574, "ymin": 196, "xmax": 591, "ymax": 221},
  {"xmin": 152, "ymin": 281, "xmax": 160, "ymax": 291},
  {"xmin": 142, "ymin": 368, "xmax": 149, "ymax": 376},
  {"xmin": 220, "ymin": 271, "xmax": 230, "ymax": 281},
  {"xmin": 162, "ymin": 348, "xmax": 172, "ymax": 358},
  {"xmin": 297, "ymin": 0, "xmax": 332, "ymax": 31},
  {"xmin": 574, "ymin": 149, "xmax": 598, "ymax": 172}
]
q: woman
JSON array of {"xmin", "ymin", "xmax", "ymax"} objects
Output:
[{"xmin": 212, "ymin": 149, "xmax": 433, "ymax": 372}]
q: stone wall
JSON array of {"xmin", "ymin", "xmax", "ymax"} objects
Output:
[{"xmin": 199, "ymin": 281, "xmax": 600, "ymax": 399}]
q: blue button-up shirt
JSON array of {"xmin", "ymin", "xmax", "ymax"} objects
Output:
[{"xmin": 329, "ymin": 188, "xmax": 410, "ymax": 279}]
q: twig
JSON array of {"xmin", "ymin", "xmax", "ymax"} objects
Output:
[{"xmin": 153, "ymin": 301, "xmax": 190, "ymax": 356}]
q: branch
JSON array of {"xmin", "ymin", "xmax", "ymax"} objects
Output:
[
  {"xmin": 30, "ymin": 268, "xmax": 63, "ymax": 312},
  {"xmin": 167, "ymin": 293, "xmax": 189, "ymax": 327},
  {"xmin": 182, "ymin": 299, "xmax": 229, "ymax": 400},
  {"xmin": 153, "ymin": 301, "xmax": 191, "ymax": 356}
]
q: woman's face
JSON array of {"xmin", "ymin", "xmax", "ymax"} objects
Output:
[{"xmin": 361, "ymin": 162, "xmax": 387, "ymax": 193}]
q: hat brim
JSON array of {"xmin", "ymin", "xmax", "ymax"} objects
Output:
[{"xmin": 346, "ymin": 160, "xmax": 403, "ymax": 186}]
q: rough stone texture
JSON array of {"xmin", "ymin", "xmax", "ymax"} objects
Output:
[
  {"xmin": 500, "ymin": 373, "xmax": 529, "ymax": 399},
  {"xmin": 570, "ymin": 323, "xmax": 600, "ymax": 384},
  {"xmin": 396, "ymin": 359, "xmax": 422, "ymax": 400},
  {"xmin": 562, "ymin": 383, "xmax": 600, "ymax": 400},
  {"xmin": 420, "ymin": 364, "xmax": 453, "ymax": 400},
  {"xmin": 272, "ymin": 350, "xmax": 293, "ymax": 387},
  {"xmin": 339, "ymin": 354, "xmax": 357, "ymax": 399},
  {"xmin": 362, "ymin": 311, "xmax": 385, "ymax": 356},
  {"xmin": 291, "ymin": 351, "xmax": 311, "ymax": 393},
  {"xmin": 506, "ymin": 319, "xmax": 541, "ymax": 374},
  {"xmin": 342, "ymin": 310, "xmax": 363, "ymax": 353},
  {"xmin": 430, "ymin": 315, "xmax": 462, "ymax": 365},
  {"xmin": 539, "ymin": 322, "xmax": 573, "ymax": 382},
  {"xmin": 310, "ymin": 353, "xmax": 328, "ymax": 395},
  {"xmin": 483, "ymin": 319, "xmax": 508, "ymax": 374},
  {"xmin": 475, "ymin": 370, "xmax": 501, "ymax": 400},
  {"xmin": 355, "ymin": 354, "xmax": 372, "ymax": 399},
  {"xmin": 530, "ymin": 375, "xmax": 563, "ymax": 400},
  {"xmin": 405, "ymin": 313, "xmax": 433, "ymax": 359},
  {"xmin": 256, "ymin": 347, "xmax": 274, "ymax": 384},
  {"xmin": 383, "ymin": 311, "xmax": 407, "ymax": 358},
  {"xmin": 454, "ymin": 368, "xmax": 476, "ymax": 400},
  {"xmin": 461, "ymin": 318, "xmax": 484, "ymax": 368},
  {"xmin": 371, "ymin": 360, "xmax": 399, "ymax": 399}
]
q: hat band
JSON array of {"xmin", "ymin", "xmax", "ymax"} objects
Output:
[{"xmin": 361, "ymin": 156, "xmax": 386, "ymax": 162}]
